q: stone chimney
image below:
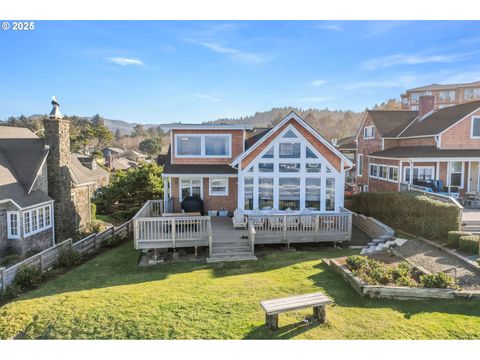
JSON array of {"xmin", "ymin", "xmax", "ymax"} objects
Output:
[
  {"xmin": 419, "ymin": 95, "xmax": 435, "ymax": 118},
  {"xmin": 43, "ymin": 97, "xmax": 75, "ymax": 240}
]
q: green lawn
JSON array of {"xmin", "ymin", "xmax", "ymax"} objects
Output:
[{"xmin": 1, "ymin": 242, "xmax": 480, "ymax": 339}]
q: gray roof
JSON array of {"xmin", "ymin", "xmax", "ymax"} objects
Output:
[
  {"xmin": 245, "ymin": 128, "xmax": 271, "ymax": 150},
  {"xmin": 336, "ymin": 136, "xmax": 356, "ymax": 150},
  {"xmin": 407, "ymin": 80, "xmax": 480, "ymax": 92},
  {"xmin": 400, "ymin": 100, "xmax": 480, "ymax": 137},
  {"xmin": 367, "ymin": 110, "xmax": 418, "ymax": 137},
  {"xmin": 160, "ymin": 148, "xmax": 237, "ymax": 175},
  {"xmin": 370, "ymin": 146, "xmax": 480, "ymax": 159},
  {"xmin": 69, "ymin": 154, "xmax": 109, "ymax": 186},
  {"xmin": 0, "ymin": 126, "xmax": 39, "ymax": 139}
]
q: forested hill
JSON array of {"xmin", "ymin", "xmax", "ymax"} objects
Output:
[{"xmin": 205, "ymin": 107, "xmax": 364, "ymax": 140}]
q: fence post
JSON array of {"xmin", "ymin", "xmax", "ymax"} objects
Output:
[
  {"xmin": 0, "ymin": 267, "xmax": 5, "ymax": 294},
  {"xmin": 93, "ymin": 233, "xmax": 98, "ymax": 249},
  {"xmin": 347, "ymin": 213, "xmax": 353, "ymax": 241},
  {"xmin": 172, "ymin": 218, "xmax": 176, "ymax": 249},
  {"xmin": 314, "ymin": 215, "xmax": 320, "ymax": 242},
  {"xmin": 39, "ymin": 252, "xmax": 44, "ymax": 272}
]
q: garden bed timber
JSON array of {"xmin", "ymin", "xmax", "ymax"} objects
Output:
[{"xmin": 326, "ymin": 257, "xmax": 480, "ymax": 300}]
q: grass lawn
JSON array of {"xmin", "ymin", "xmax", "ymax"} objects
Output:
[{"xmin": 1, "ymin": 242, "xmax": 480, "ymax": 339}]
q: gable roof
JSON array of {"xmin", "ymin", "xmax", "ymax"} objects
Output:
[
  {"xmin": 245, "ymin": 127, "xmax": 271, "ymax": 150},
  {"xmin": 335, "ymin": 136, "xmax": 356, "ymax": 151},
  {"xmin": 399, "ymin": 100, "xmax": 480, "ymax": 137},
  {"xmin": 231, "ymin": 111, "xmax": 353, "ymax": 168},
  {"xmin": 407, "ymin": 80, "xmax": 480, "ymax": 92},
  {"xmin": 0, "ymin": 126, "xmax": 39, "ymax": 139},
  {"xmin": 367, "ymin": 110, "xmax": 418, "ymax": 137},
  {"xmin": 69, "ymin": 154, "xmax": 109, "ymax": 186}
]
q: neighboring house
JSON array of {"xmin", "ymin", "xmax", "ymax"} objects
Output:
[
  {"xmin": 333, "ymin": 136, "xmax": 356, "ymax": 185},
  {"xmin": 159, "ymin": 112, "xmax": 353, "ymax": 214},
  {"xmin": 356, "ymin": 97, "xmax": 480, "ymax": 195},
  {"xmin": 103, "ymin": 146, "xmax": 148, "ymax": 171},
  {"xmin": 0, "ymin": 126, "xmax": 55, "ymax": 257},
  {"xmin": 401, "ymin": 80, "xmax": 480, "ymax": 110},
  {"xmin": 44, "ymin": 98, "xmax": 109, "ymax": 241}
]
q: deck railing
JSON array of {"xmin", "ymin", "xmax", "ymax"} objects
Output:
[{"xmin": 248, "ymin": 209, "xmax": 352, "ymax": 244}]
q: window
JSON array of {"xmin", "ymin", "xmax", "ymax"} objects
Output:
[
  {"xmin": 209, "ymin": 178, "xmax": 228, "ymax": 196},
  {"xmin": 306, "ymin": 163, "xmax": 321, "ymax": 173},
  {"xmin": 175, "ymin": 134, "xmax": 231, "ymax": 157},
  {"xmin": 378, "ymin": 165, "xmax": 388, "ymax": 180},
  {"xmin": 471, "ymin": 117, "xmax": 480, "ymax": 138},
  {"xmin": 262, "ymin": 147, "xmax": 274, "ymax": 158},
  {"xmin": 306, "ymin": 146, "xmax": 318, "ymax": 159},
  {"xmin": 449, "ymin": 162, "xmax": 463, "ymax": 188},
  {"xmin": 413, "ymin": 167, "xmax": 434, "ymax": 181},
  {"xmin": 279, "ymin": 143, "xmax": 301, "ymax": 158},
  {"xmin": 363, "ymin": 126, "xmax": 375, "ymax": 139},
  {"xmin": 31, "ymin": 209, "xmax": 38, "ymax": 232},
  {"xmin": 180, "ymin": 179, "xmax": 202, "ymax": 201},
  {"xmin": 404, "ymin": 167, "xmax": 411, "ymax": 183},
  {"xmin": 388, "ymin": 166, "xmax": 399, "ymax": 182},
  {"xmin": 279, "ymin": 163, "xmax": 300, "ymax": 172},
  {"xmin": 464, "ymin": 88, "xmax": 480, "ymax": 100},
  {"xmin": 411, "ymin": 91, "xmax": 432, "ymax": 103},
  {"xmin": 177, "ymin": 135, "xmax": 201, "ymax": 156},
  {"xmin": 438, "ymin": 90, "xmax": 455, "ymax": 102},
  {"xmin": 22, "ymin": 204, "xmax": 53, "ymax": 237},
  {"xmin": 7, "ymin": 211, "xmax": 20, "ymax": 239},
  {"xmin": 258, "ymin": 178, "xmax": 274, "ymax": 210},
  {"xmin": 38, "ymin": 207, "xmax": 44, "ymax": 228},
  {"xmin": 279, "ymin": 178, "xmax": 300, "ymax": 210},
  {"xmin": 45, "ymin": 205, "xmax": 51, "ymax": 226},
  {"xmin": 357, "ymin": 154, "xmax": 363, "ymax": 176},
  {"xmin": 244, "ymin": 177, "xmax": 254, "ymax": 210},
  {"xmin": 24, "ymin": 211, "xmax": 30, "ymax": 234},
  {"xmin": 283, "ymin": 130, "xmax": 297, "ymax": 138},
  {"xmin": 325, "ymin": 178, "xmax": 335, "ymax": 211},
  {"xmin": 369, "ymin": 164, "xmax": 378, "ymax": 178},
  {"xmin": 205, "ymin": 136, "xmax": 229, "ymax": 156},
  {"xmin": 259, "ymin": 163, "xmax": 274, "ymax": 172},
  {"xmin": 410, "ymin": 105, "xmax": 419, "ymax": 111},
  {"xmin": 305, "ymin": 178, "xmax": 321, "ymax": 211}
]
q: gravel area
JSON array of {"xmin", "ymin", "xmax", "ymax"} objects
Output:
[{"xmin": 396, "ymin": 239, "xmax": 480, "ymax": 290}]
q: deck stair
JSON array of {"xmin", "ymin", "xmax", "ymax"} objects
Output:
[{"xmin": 206, "ymin": 240, "xmax": 257, "ymax": 263}]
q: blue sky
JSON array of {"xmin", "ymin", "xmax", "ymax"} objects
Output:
[{"xmin": 1, "ymin": 20, "xmax": 480, "ymax": 124}]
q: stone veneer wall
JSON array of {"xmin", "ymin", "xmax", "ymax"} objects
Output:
[{"xmin": 72, "ymin": 185, "xmax": 92, "ymax": 231}]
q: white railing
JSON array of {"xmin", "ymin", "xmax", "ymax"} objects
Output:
[
  {"xmin": 400, "ymin": 183, "xmax": 463, "ymax": 209},
  {"xmin": 247, "ymin": 209, "xmax": 352, "ymax": 243},
  {"xmin": 132, "ymin": 198, "xmax": 173, "ymax": 219},
  {"xmin": 248, "ymin": 223, "xmax": 256, "ymax": 254}
]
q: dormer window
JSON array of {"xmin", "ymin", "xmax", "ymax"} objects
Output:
[
  {"xmin": 363, "ymin": 126, "xmax": 375, "ymax": 139},
  {"xmin": 175, "ymin": 134, "xmax": 231, "ymax": 158},
  {"xmin": 471, "ymin": 117, "xmax": 480, "ymax": 138}
]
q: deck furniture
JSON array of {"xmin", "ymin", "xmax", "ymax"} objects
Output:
[
  {"xmin": 232, "ymin": 208, "xmax": 247, "ymax": 229},
  {"xmin": 260, "ymin": 292, "xmax": 333, "ymax": 331}
]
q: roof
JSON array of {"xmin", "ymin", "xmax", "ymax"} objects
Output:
[
  {"xmin": 160, "ymin": 123, "xmax": 253, "ymax": 131},
  {"xmin": 160, "ymin": 148, "xmax": 237, "ymax": 175},
  {"xmin": 399, "ymin": 100, "xmax": 480, "ymax": 137},
  {"xmin": 69, "ymin": 154, "xmax": 109, "ymax": 186},
  {"xmin": 336, "ymin": 136, "xmax": 356, "ymax": 151},
  {"xmin": 367, "ymin": 110, "xmax": 418, "ymax": 137},
  {"xmin": 407, "ymin": 80, "xmax": 480, "ymax": 92},
  {"xmin": 245, "ymin": 128, "xmax": 271, "ymax": 150},
  {"xmin": 110, "ymin": 157, "xmax": 138, "ymax": 170},
  {"xmin": 105, "ymin": 147, "xmax": 125, "ymax": 154},
  {"xmin": 369, "ymin": 146, "xmax": 480, "ymax": 159},
  {"xmin": 0, "ymin": 126, "xmax": 39, "ymax": 139},
  {"xmin": 127, "ymin": 149, "xmax": 147, "ymax": 158}
]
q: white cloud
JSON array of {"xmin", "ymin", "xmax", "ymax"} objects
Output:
[
  {"xmin": 362, "ymin": 52, "xmax": 475, "ymax": 70},
  {"xmin": 194, "ymin": 94, "xmax": 222, "ymax": 103},
  {"xmin": 198, "ymin": 42, "xmax": 267, "ymax": 64},
  {"xmin": 108, "ymin": 57, "xmax": 143, "ymax": 66},
  {"xmin": 311, "ymin": 79, "xmax": 327, "ymax": 87}
]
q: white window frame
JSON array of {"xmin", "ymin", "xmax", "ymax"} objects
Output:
[
  {"xmin": 378, "ymin": 165, "xmax": 388, "ymax": 180},
  {"xmin": 179, "ymin": 178, "xmax": 203, "ymax": 201},
  {"xmin": 175, "ymin": 133, "xmax": 232, "ymax": 158},
  {"xmin": 388, "ymin": 166, "xmax": 399, "ymax": 183},
  {"xmin": 357, "ymin": 154, "xmax": 363, "ymax": 176},
  {"xmin": 22, "ymin": 204, "xmax": 53, "ymax": 238},
  {"xmin": 209, "ymin": 178, "xmax": 229, "ymax": 196},
  {"xmin": 369, "ymin": 163, "xmax": 378, "ymax": 178},
  {"xmin": 7, "ymin": 211, "xmax": 21, "ymax": 239},
  {"xmin": 470, "ymin": 116, "xmax": 480, "ymax": 139},
  {"xmin": 363, "ymin": 126, "xmax": 375, "ymax": 140},
  {"xmin": 448, "ymin": 161, "xmax": 464, "ymax": 189}
]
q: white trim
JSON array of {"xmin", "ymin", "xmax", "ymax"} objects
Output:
[
  {"xmin": 363, "ymin": 125, "xmax": 375, "ymax": 140},
  {"xmin": 6, "ymin": 211, "xmax": 21, "ymax": 239},
  {"xmin": 174, "ymin": 133, "xmax": 232, "ymax": 158},
  {"xmin": 22, "ymin": 203, "xmax": 53, "ymax": 238},
  {"xmin": 378, "ymin": 164, "xmax": 388, "ymax": 180},
  {"xmin": 161, "ymin": 124, "xmax": 253, "ymax": 131},
  {"xmin": 470, "ymin": 116, "xmax": 480, "ymax": 138},
  {"xmin": 178, "ymin": 177, "xmax": 204, "ymax": 202},
  {"xmin": 164, "ymin": 173, "xmax": 237, "ymax": 178},
  {"xmin": 369, "ymin": 163, "xmax": 378, "ymax": 178},
  {"xmin": 27, "ymin": 150, "xmax": 49, "ymax": 194},
  {"xmin": 357, "ymin": 154, "xmax": 363, "ymax": 176},
  {"xmin": 388, "ymin": 166, "xmax": 399, "ymax": 183},
  {"xmin": 209, "ymin": 177, "xmax": 229, "ymax": 196},
  {"xmin": 448, "ymin": 161, "xmax": 465, "ymax": 189}
]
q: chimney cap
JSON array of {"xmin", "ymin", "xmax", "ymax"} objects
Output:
[{"xmin": 49, "ymin": 96, "xmax": 63, "ymax": 119}]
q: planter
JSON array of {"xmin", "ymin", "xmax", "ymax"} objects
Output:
[
  {"xmin": 218, "ymin": 210, "xmax": 229, "ymax": 217},
  {"xmin": 207, "ymin": 210, "xmax": 218, "ymax": 216}
]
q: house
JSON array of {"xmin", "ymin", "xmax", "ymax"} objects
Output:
[
  {"xmin": 103, "ymin": 146, "xmax": 148, "ymax": 171},
  {"xmin": 401, "ymin": 80, "xmax": 480, "ymax": 110},
  {"xmin": 159, "ymin": 112, "xmax": 353, "ymax": 214},
  {"xmin": 333, "ymin": 136, "xmax": 356, "ymax": 185},
  {"xmin": 356, "ymin": 97, "xmax": 480, "ymax": 195},
  {"xmin": 0, "ymin": 126, "xmax": 55, "ymax": 257}
]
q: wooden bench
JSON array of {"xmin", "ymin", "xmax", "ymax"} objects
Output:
[{"xmin": 260, "ymin": 292, "xmax": 333, "ymax": 331}]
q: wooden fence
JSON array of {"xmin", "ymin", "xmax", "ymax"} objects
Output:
[{"xmin": 0, "ymin": 220, "xmax": 132, "ymax": 293}]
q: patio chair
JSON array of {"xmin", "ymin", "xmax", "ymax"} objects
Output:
[
  {"xmin": 249, "ymin": 209, "xmax": 265, "ymax": 228},
  {"xmin": 268, "ymin": 214, "xmax": 283, "ymax": 230},
  {"xmin": 232, "ymin": 208, "xmax": 247, "ymax": 230},
  {"xmin": 299, "ymin": 209, "xmax": 316, "ymax": 230}
]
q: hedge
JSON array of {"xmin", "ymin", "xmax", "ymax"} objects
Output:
[
  {"xmin": 447, "ymin": 231, "xmax": 472, "ymax": 247},
  {"xmin": 458, "ymin": 235, "xmax": 480, "ymax": 254},
  {"xmin": 347, "ymin": 192, "xmax": 461, "ymax": 240}
]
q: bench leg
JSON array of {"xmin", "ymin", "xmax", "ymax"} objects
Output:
[
  {"xmin": 313, "ymin": 305, "xmax": 326, "ymax": 323},
  {"xmin": 266, "ymin": 314, "xmax": 279, "ymax": 331}
]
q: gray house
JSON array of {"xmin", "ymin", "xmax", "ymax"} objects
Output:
[{"xmin": 0, "ymin": 126, "xmax": 55, "ymax": 257}]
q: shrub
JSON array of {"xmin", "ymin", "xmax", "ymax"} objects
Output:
[
  {"xmin": 347, "ymin": 192, "xmax": 461, "ymax": 240},
  {"xmin": 13, "ymin": 265, "xmax": 43, "ymax": 291},
  {"xmin": 458, "ymin": 235, "xmax": 480, "ymax": 254},
  {"xmin": 101, "ymin": 235, "xmax": 122, "ymax": 249},
  {"xmin": 420, "ymin": 272, "xmax": 455, "ymax": 289},
  {"xmin": 447, "ymin": 231, "xmax": 472, "ymax": 247},
  {"xmin": 389, "ymin": 262, "xmax": 415, "ymax": 287},
  {"xmin": 2, "ymin": 284, "xmax": 20, "ymax": 300},
  {"xmin": 367, "ymin": 261, "xmax": 391, "ymax": 285},
  {"xmin": 0, "ymin": 254, "xmax": 22, "ymax": 267},
  {"xmin": 91, "ymin": 203, "xmax": 97, "ymax": 222},
  {"xmin": 57, "ymin": 248, "xmax": 83, "ymax": 268},
  {"xmin": 345, "ymin": 255, "xmax": 369, "ymax": 271}
]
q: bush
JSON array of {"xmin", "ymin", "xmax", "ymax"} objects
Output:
[
  {"xmin": 448, "ymin": 231, "xmax": 472, "ymax": 247},
  {"xmin": 0, "ymin": 254, "xmax": 22, "ymax": 267},
  {"xmin": 101, "ymin": 235, "xmax": 122, "ymax": 249},
  {"xmin": 347, "ymin": 192, "xmax": 461, "ymax": 240},
  {"xmin": 420, "ymin": 272, "xmax": 455, "ymax": 288},
  {"xmin": 13, "ymin": 265, "xmax": 43, "ymax": 291},
  {"xmin": 458, "ymin": 235, "xmax": 480, "ymax": 254},
  {"xmin": 91, "ymin": 203, "xmax": 97, "ymax": 222},
  {"xmin": 2, "ymin": 284, "xmax": 20, "ymax": 300},
  {"xmin": 57, "ymin": 248, "xmax": 83, "ymax": 268},
  {"xmin": 389, "ymin": 262, "xmax": 415, "ymax": 287},
  {"xmin": 345, "ymin": 255, "xmax": 369, "ymax": 271}
]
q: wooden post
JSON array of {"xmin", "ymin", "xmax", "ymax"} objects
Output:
[
  {"xmin": 313, "ymin": 305, "xmax": 326, "ymax": 323},
  {"xmin": 266, "ymin": 313, "xmax": 279, "ymax": 331},
  {"xmin": 314, "ymin": 215, "xmax": 319, "ymax": 242},
  {"xmin": 283, "ymin": 215, "xmax": 287, "ymax": 243},
  {"xmin": 171, "ymin": 218, "xmax": 176, "ymax": 249},
  {"xmin": 39, "ymin": 253, "xmax": 44, "ymax": 272},
  {"xmin": 208, "ymin": 234, "xmax": 213, "ymax": 257},
  {"xmin": 0, "ymin": 267, "xmax": 5, "ymax": 294},
  {"xmin": 93, "ymin": 233, "xmax": 97, "ymax": 249}
]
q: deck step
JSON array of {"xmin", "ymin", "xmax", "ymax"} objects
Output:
[{"xmin": 206, "ymin": 255, "xmax": 258, "ymax": 263}]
